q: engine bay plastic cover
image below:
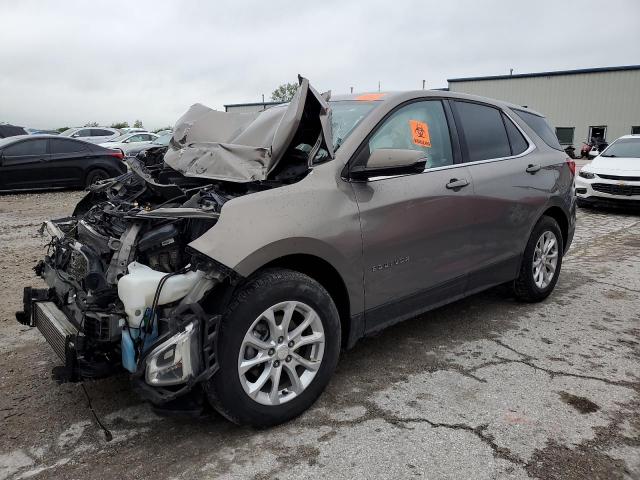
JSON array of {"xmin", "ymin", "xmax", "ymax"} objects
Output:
[{"xmin": 163, "ymin": 76, "xmax": 334, "ymax": 183}]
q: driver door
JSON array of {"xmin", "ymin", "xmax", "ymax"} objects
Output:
[
  {"xmin": 1, "ymin": 138, "xmax": 51, "ymax": 189},
  {"xmin": 351, "ymin": 100, "xmax": 476, "ymax": 332}
]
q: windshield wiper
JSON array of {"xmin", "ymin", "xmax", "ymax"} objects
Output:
[{"xmin": 601, "ymin": 154, "xmax": 616, "ymax": 157}]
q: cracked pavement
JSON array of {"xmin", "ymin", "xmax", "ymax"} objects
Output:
[{"xmin": 1, "ymin": 191, "xmax": 639, "ymax": 480}]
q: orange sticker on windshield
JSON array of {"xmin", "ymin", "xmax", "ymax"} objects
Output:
[
  {"xmin": 355, "ymin": 93, "xmax": 386, "ymax": 101},
  {"xmin": 409, "ymin": 120, "xmax": 431, "ymax": 147}
]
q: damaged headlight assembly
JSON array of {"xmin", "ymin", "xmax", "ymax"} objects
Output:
[{"xmin": 145, "ymin": 322, "xmax": 201, "ymax": 386}]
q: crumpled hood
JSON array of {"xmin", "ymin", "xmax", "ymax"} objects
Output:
[{"xmin": 164, "ymin": 76, "xmax": 334, "ymax": 183}]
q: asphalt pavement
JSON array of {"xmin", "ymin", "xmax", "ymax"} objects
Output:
[{"xmin": 0, "ymin": 190, "xmax": 638, "ymax": 480}]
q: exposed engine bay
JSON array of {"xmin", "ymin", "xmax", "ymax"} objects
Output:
[{"xmin": 16, "ymin": 76, "xmax": 334, "ymax": 406}]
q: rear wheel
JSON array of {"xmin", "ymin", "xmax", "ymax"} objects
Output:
[
  {"xmin": 512, "ymin": 216, "xmax": 563, "ymax": 302},
  {"xmin": 85, "ymin": 168, "xmax": 109, "ymax": 187},
  {"xmin": 205, "ymin": 269, "xmax": 341, "ymax": 427}
]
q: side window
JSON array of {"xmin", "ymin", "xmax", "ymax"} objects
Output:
[
  {"xmin": 140, "ymin": 134, "xmax": 153, "ymax": 141},
  {"xmin": 127, "ymin": 135, "xmax": 144, "ymax": 143},
  {"xmin": 92, "ymin": 128, "xmax": 113, "ymax": 136},
  {"xmin": 368, "ymin": 101, "xmax": 453, "ymax": 169},
  {"xmin": 50, "ymin": 139, "xmax": 89, "ymax": 154},
  {"xmin": 503, "ymin": 113, "xmax": 529, "ymax": 155},
  {"xmin": 75, "ymin": 129, "xmax": 92, "ymax": 137},
  {"xmin": 454, "ymin": 101, "xmax": 511, "ymax": 162},
  {"xmin": 3, "ymin": 139, "xmax": 48, "ymax": 156}
]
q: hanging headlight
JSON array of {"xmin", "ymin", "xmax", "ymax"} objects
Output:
[{"xmin": 145, "ymin": 322, "xmax": 200, "ymax": 386}]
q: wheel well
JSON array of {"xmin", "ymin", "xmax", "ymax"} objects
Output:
[
  {"xmin": 262, "ymin": 254, "xmax": 351, "ymax": 348},
  {"xmin": 84, "ymin": 167, "xmax": 108, "ymax": 184},
  {"xmin": 542, "ymin": 206, "xmax": 568, "ymax": 249}
]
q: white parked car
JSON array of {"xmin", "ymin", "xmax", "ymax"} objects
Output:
[
  {"xmin": 576, "ymin": 135, "xmax": 640, "ymax": 208},
  {"xmin": 120, "ymin": 127, "xmax": 149, "ymax": 134},
  {"xmin": 99, "ymin": 132, "xmax": 159, "ymax": 154},
  {"xmin": 59, "ymin": 127, "xmax": 121, "ymax": 144}
]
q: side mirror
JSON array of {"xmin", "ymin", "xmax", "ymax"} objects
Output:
[
  {"xmin": 350, "ymin": 149, "xmax": 427, "ymax": 180},
  {"xmin": 71, "ymin": 133, "xmax": 79, "ymax": 138}
]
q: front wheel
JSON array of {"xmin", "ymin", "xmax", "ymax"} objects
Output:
[
  {"xmin": 205, "ymin": 269, "xmax": 341, "ymax": 427},
  {"xmin": 512, "ymin": 216, "xmax": 563, "ymax": 302}
]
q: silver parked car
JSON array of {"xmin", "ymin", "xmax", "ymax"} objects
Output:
[
  {"xmin": 59, "ymin": 127, "xmax": 121, "ymax": 144},
  {"xmin": 99, "ymin": 132, "xmax": 159, "ymax": 154},
  {"xmin": 18, "ymin": 78, "xmax": 575, "ymax": 427}
]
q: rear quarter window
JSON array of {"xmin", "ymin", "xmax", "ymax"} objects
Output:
[
  {"xmin": 513, "ymin": 109, "xmax": 562, "ymax": 151},
  {"xmin": 502, "ymin": 113, "xmax": 529, "ymax": 155}
]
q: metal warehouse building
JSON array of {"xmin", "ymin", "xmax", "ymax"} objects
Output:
[{"xmin": 448, "ymin": 65, "xmax": 640, "ymax": 149}]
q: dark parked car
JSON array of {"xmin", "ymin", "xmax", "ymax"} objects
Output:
[
  {"xmin": 0, "ymin": 124, "xmax": 28, "ymax": 138},
  {"xmin": 0, "ymin": 135, "xmax": 127, "ymax": 192},
  {"xmin": 18, "ymin": 78, "xmax": 575, "ymax": 428}
]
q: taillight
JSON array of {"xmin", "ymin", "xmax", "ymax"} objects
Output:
[
  {"xmin": 109, "ymin": 150, "xmax": 124, "ymax": 161},
  {"xmin": 566, "ymin": 158, "xmax": 576, "ymax": 176}
]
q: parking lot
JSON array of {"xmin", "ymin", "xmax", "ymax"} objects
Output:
[{"xmin": 0, "ymin": 190, "xmax": 638, "ymax": 480}]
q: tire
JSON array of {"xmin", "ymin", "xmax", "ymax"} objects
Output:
[
  {"xmin": 84, "ymin": 168, "xmax": 110, "ymax": 187},
  {"xmin": 205, "ymin": 268, "xmax": 341, "ymax": 427},
  {"xmin": 512, "ymin": 216, "xmax": 563, "ymax": 302}
]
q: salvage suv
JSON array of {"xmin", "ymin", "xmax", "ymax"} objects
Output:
[{"xmin": 17, "ymin": 78, "xmax": 575, "ymax": 427}]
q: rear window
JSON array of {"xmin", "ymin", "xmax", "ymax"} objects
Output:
[
  {"xmin": 513, "ymin": 109, "xmax": 562, "ymax": 151},
  {"xmin": 91, "ymin": 129, "xmax": 114, "ymax": 136}
]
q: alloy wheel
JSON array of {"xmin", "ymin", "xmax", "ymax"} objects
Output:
[
  {"xmin": 532, "ymin": 230, "xmax": 559, "ymax": 289},
  {"xmin": 237, "ymin": 301, "xmax": 325, "ymax": 406}
]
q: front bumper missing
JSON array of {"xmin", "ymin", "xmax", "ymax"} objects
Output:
[
  {"xmin": 132, "ymin": 304, "xmax": 221, "ymax": 405},
  {"xmin": 17, "ymin": 289, "xmax": 221, "ymax": 402},
  {"xmin": 17, "ymin": 296, "xmax": 81, "ymax": 381}
]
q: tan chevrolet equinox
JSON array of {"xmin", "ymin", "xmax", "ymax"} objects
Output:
[{"xmin": 18, "ymin": 77, "xmax": 576, "ymax": 426}]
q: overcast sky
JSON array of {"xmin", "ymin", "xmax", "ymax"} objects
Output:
[{"xmin": 1, "ymin": 0, "xmax": 639, "ymax": 130}]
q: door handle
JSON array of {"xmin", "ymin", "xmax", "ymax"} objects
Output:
[
  {"xmin": 526, "ymin": 164, "xmax": 541, "ymax": 174},
  {"xmin": 445, "ymin": 178, "xmax": 470, "ymax": 190}
]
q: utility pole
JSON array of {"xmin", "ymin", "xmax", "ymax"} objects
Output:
[
  {"xmin": 510, "ymin": 69, "xmax": 513, "ymax": 76},
  {"xmin": 422, "ymin": 79, "xmax": 426, "ymax": 90},
  {"xmin": 350, "ymin": 86, "xmax": 353, "ymax": 94}
]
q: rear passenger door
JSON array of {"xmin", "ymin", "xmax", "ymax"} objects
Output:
[
  {"xmin": 49, "ymin": 138, "xmax": 93, "ymax": 186},
  {"xmin": 449, "ymin": 100, "xmax": 548, "ymax": 291}
]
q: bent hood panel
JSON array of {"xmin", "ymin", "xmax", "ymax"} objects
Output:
[{"xmin": 164, "ymin": 77, "xmax": 333, "ymax": 183}]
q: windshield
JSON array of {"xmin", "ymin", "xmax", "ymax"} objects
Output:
[
  {"xmin": 330, "ymin": 100, "xmax": 377, "ymax": 149},
  {"xmin": 153, "ymin": 133, "xmax": 172, "ymax": 146},
  {"xmin": 59, "ymin": 129, "xmax": 75, "ymax": 137},
  {"xmin": 601, "ymin": 138, "xmax": 640, "ymax": 158}
]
